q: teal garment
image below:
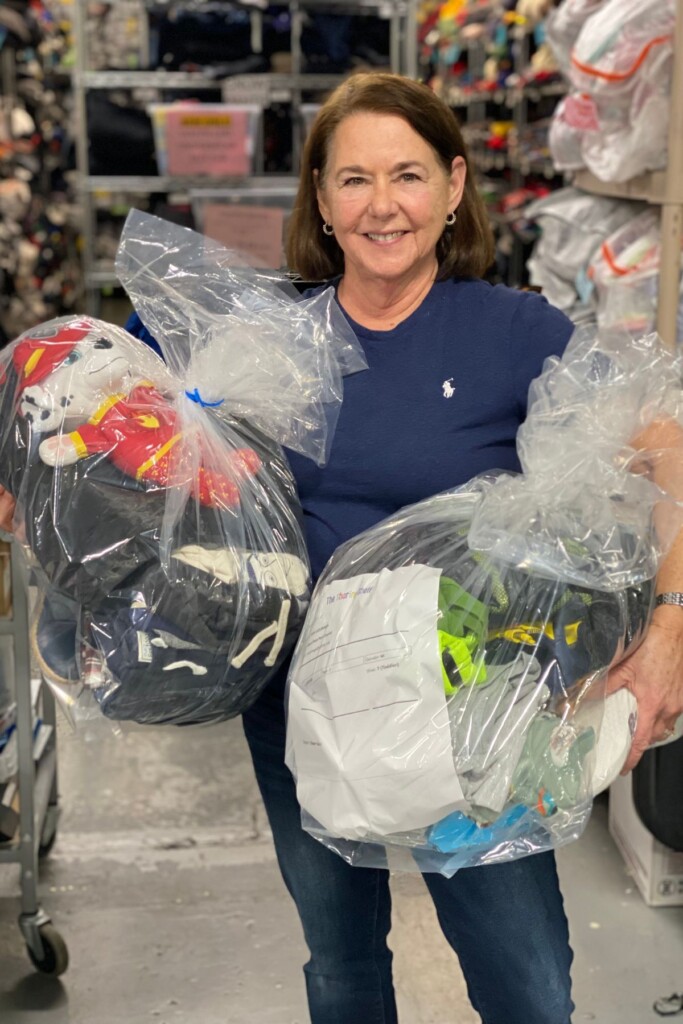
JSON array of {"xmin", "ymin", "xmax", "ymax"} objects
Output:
[{"xmin": 511, "ymin": 713, "xmax": 595, "ymax": 812}]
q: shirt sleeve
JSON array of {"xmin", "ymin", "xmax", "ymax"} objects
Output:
[
  {"xmin": 124, "ymin": 311, "xmax": 163, "ymax": 358},
  {"xmin": 509, "ymin": 291, "xmax": 574, "ymax": 417}
]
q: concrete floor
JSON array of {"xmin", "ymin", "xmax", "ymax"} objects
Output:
[{"xmin": 0, "ymin": 714, "xmax": 682, "ymax": 1024}]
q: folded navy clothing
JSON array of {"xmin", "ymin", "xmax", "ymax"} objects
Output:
[{"xmin": 89, "ymin": 594, "xmax": 303, "ymax": 725}]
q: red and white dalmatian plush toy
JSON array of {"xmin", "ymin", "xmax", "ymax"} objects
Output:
[{"xmin": 12, "ymin": 317, "xmax": 261, "ymax": 508}]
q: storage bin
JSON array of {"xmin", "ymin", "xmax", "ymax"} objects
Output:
[
  {"xmin": 147, "ymin": 102, "xmax": 262, "ymax": 177},
  {"xmin": 191, "ymin": 180, "xmax": 298, "ymax": 269}
]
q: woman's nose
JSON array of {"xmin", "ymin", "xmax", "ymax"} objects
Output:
[{"xmin": 368, "ymin": 182, "xmax": 398, "ymax": 218}]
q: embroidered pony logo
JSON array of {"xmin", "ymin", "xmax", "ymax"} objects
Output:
[{"xmin": 442, "ymin": 378, "xmax": 455, "ymax": 398}]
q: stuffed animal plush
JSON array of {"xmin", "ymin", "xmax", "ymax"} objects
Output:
[
  {"xmin": 12, "ymin": 325, "xmax": 262, "ymax": 508},
  {"xmin": 0, "ymin": 316, "xmax": 311, "ymax": 725}
]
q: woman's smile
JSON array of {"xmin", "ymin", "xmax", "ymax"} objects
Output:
[{"xmin": 364, "ymin": 231, "xmax": 408, "ymax": 244}]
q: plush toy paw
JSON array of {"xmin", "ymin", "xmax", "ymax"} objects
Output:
[
  {"xmin": 39, "ymin": 434, "xmax": 80, "ymax": 466},
  {"xmin": 38, "ymin": 432, "xmax": 80, "ymax": 464}
]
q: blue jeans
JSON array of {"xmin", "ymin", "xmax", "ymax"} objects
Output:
[{"xmin": 242, "ymin": 677, "xmax": 575, "ymax": 1024}]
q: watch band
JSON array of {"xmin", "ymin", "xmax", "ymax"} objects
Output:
[{"xmin": 655, "ymin": 592, "xmax": 683, "ymax": 608}]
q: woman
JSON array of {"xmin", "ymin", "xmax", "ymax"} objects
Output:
[
  {"xmin": 242, "ymin": 71, "xmax": 579, "ymax": 1024},
  {"xmin": 241, "ymin": 70, "xmax": 683, "ymax": 1024}
]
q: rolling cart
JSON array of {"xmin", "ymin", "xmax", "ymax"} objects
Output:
[{"xmin": 0, "ymin": 540, "xmax": 68, "ymax": 975}]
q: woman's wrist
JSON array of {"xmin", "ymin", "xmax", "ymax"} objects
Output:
[{"xmin": 651, "ymin": 601, "xmax": 683, "ymax": 636}]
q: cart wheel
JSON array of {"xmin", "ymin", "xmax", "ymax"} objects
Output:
[{"xmin": 27, "ymin": 923, "xmax": 69, "ymax": 976}]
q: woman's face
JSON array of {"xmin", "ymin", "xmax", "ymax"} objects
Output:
[{"xmin": 316, "ymin": 112, "xmax": 466, "ymax": 286}]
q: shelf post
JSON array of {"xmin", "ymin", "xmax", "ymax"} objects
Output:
[
  {"xmin": 73, "ymin": 0, "xmax": 98, "ymax": 315},
  {"xmin": 656, "ymin": 0, "xmax": 683, "ymax": 349}
]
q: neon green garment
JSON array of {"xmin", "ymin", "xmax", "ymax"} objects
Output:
[{"xmin": 438, "ymin": 576, "xmax": 488, "ymax": 694}]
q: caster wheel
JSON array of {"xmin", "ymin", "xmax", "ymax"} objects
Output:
[{"xmin": 27, "ymin": 922, "xmax": 69, "ymax": 976}]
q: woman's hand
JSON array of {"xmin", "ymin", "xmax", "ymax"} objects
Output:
[
  {"xmin": 0, "ymin": 486, "xmax": 16, "ymax": 534},
  {"xmin": 606, "ymin": 607, "xmax": 683, "ymax": 772}
]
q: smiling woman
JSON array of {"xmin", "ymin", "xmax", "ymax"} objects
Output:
[{"xmin": 241, "ymin": 70, "xmax": 581, "ymax": 1024}]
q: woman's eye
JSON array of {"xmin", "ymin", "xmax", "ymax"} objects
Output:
[
  {"xmin": 400, "ymin": 172, "xmax": 419, "ymax": 183},
  {"xmin": 341, "ymin": 176, "xmax": 365, "ymax": 187}
]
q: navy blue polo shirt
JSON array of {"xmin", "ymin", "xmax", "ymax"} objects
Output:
[{"xmin": 288, "ymin": 278, "xmax": 573, "ymax": 580}]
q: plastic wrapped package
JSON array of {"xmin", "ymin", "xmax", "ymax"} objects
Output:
[
  {"xmin": 589, "ymin": 211, "xmax": 683, "ymax": 343},
  {"xmin": 589, "ymin": 210, "xmax": 661, "ymax": 292},
  {"xmin": 0, "ymin": 211, "xmax": 366, "ymax": 727},
  {"xmin": 549, "ymin": 0, "xmax": 675, "ymax": 182},
  {"xmin": 525, "ymin": 188, "xmax": 639, "ymax": 314},
  {"xmin": 285, "ymin": 327, "xmax": 683, "ymax": 875},
  {"xmin": 597, "ymin": 268, "xmax": 683, "ymax": 345},
  {"xmin": 569, "ymin": 0, "xmax": 674, "ymax": 102},
  {"xmin": 545, "ymin": 0, "xmax": 606, "ymax": 75},
  {"xmin": 579, "ymin": 86, "xmax": 670, "ymax": 183},
  {"xmin": 549, "ymin": 88, "xmax": 670, "ymax": 183},
  {"xmin": 470, "ymin": 327, "xmax": 683, "ymax": 583}
]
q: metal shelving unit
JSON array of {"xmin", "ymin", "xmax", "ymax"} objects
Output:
[
  {"xmin": 428, "ymin": 14, "xmax": 567, "ymax": 288},
  {"xmin": 72, "ymin": 0, "xmax": 419, "ymax": 312},
  {"xmin": 0, "ymin": 544, "xmax": 67, "ymax": 976}
]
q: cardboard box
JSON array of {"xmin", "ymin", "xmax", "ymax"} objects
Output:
[{"xmin": 608, "ymin": 772, "xmax": 683, "ymax": 906}]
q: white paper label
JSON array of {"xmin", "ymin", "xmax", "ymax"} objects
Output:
[
  {"xmin": 286, "ymin": 565, "xmax": 466, "ymax": 839},
  {"xmin": 137, "ymin": 632, "xmax": 153, "ymax": 664}
]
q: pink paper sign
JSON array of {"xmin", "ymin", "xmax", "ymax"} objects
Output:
[
  {"xmin": 165, "ymin": 108, "xmax": 252, "ymax": 176},
  {"xmin": 203, "ymin": 203, "xmax": 286, "ymax": 268}
]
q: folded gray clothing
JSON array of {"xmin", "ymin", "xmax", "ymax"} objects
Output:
[{"xmin": 448, "ymin": 654, "xmax": 550, "ymax": 817}]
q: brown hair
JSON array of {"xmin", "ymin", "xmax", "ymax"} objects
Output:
[{"xmin": 285, "ymin": 72, "xmax": 495, "ymax": 282}]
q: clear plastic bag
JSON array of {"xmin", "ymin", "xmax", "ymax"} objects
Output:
[
  {"xmin": 0, "ymin": 211, "xmax": 366, "ymax": 728},
  {"xmin": 597, "ymin": 268, "xmax": 683, "ymax": 345},
  {"xmin": 569, "ymin": 0, "xmax": 675, "ymax": 102},
  {"xmin": 116, "ymin": 209, "xmax": 366, "ymax": 468},
  {"xmin": 549, "ymin": 0, "xmax": 675, "ymax": 182},
  {"xmin": 525, "ymin": 188, "xmax": 639, "ymax": 312},
  {"xmin": 580, "ymin": 85, "xmax": 670, "ymax": 182},
  {"xmin": 590, "ymin": 211, "xmax": 683, "ymax": 344},
  {"xmin": 285, "ymin": 328, "xmax": 683, "ymax": 875},
  {"xmin": 546, "ymin": 0, "xmax": 607, "ymax": 75},
  {"xmin": 589, "ymin": 209, "xmax": 661, "ymax": 291}
]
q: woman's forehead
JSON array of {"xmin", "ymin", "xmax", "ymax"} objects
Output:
[{"xmin": 324, "ymin": 113, "xmax": 433, "ymax": 164}]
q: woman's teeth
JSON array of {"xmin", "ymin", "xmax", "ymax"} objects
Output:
[{"xmin": 367, "ymin": 232, "xmax": 404, "ymax": 242}]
